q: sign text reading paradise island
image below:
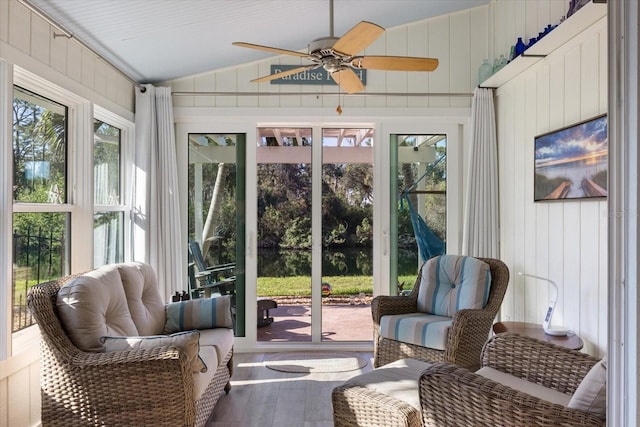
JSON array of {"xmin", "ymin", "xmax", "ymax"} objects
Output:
[{"xmin": 268, "ymin": 65, "xmax": 367, "ymax": 86}]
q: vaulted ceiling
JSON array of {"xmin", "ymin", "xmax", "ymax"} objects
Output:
[{"xmin": 25, "ymin": 0, "xmax": 490, "ymax": 84}]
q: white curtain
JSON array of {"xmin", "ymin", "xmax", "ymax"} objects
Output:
[
  {"xmin": 134, "ymin": 85, "xmax": 184, "ymax": 301},
  {"xmin": 462, "ymin": 87, "xmax": 499, "ymax": 258}
]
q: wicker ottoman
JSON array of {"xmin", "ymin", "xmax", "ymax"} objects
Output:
[{"xmin": 332, "ymin": 358, "xmax": 431, "ymax": 427}]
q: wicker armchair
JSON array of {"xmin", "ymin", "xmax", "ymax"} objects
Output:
[
  {"xmin": 419, "ymin": 332, "xmax": 605, "ymax": 426},
  {"xmin": 372, "ymin": 256, "xmax": 509, "ymax": 370},
  {"xmin": 27, "ymin": 273, "xmax": 233, "ymax": 427}
]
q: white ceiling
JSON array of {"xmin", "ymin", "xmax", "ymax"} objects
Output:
[{"xmin": 26, "ymin": 0, "xmax": 489, "ymax": 84}]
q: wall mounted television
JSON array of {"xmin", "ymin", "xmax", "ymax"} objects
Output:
[{"xmin": 534, "ymin": 114, "xmax": 608, "ymax": 201}]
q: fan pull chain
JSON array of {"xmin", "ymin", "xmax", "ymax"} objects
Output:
[{"xmin": 336, "ymin": 73, "xmax": 343, "ymax": 115}]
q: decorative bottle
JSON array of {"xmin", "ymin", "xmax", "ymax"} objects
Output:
[
  {"xmin": 478, "ymin": 59, "xmax": 493, "ymax": 84},
  {"xmin": 515, "ymin": 37, "xmax": 526, "ymax": 57}
]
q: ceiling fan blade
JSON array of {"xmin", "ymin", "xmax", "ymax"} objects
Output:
[
  {"xmin": 352, "ymin": 56, "xmax": 439, "ymax": 71},
  {"xmin": 331, "ymin": 68, "xmax": 364, "ymax": 94},
  {"xmin": 232, "ymin": 42, "xmax": 309, "ymax": 58},
  {"xmin": 251, "ymin": 65, "xmax": 319, "ymax": 83},
  {"xmin": 332, "ymin": 21, "xmax": 384, "ymax": 56}
]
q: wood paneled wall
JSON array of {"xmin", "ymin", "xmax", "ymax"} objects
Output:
[{"xmin": 495, "ymin": 15, "xmax": 608, "ymax": 356}]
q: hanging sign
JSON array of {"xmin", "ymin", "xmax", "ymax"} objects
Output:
[{"xmin": 268, "ymin": 65, "xmax": 366, "ymax": 86}]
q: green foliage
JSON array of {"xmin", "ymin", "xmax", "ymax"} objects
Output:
[
  {"xmin": 355, "ymin": 217, "xmax": 372, "ymax": 246},
  {"xmin": 280, "ymin": 216, "xmax": 312, "ymax": 249},
  {"xmin": 13, "ymin": 91, "xmax": 67, "ymax": 203}
]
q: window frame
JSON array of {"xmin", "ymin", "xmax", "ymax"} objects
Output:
[
  {"xmin": 1, "ymin": 65, "xmax": 133, "ymax": 361},
  {"xmin": 93, "ymin": 106, "xmax": 133, "ymax": 267}
]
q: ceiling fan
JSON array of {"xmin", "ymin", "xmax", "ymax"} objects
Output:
[{"xmin": 232, "ymin": 0, "xmax": 439, "ymax": 94}]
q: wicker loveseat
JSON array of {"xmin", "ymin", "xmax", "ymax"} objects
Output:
[
  {"xmin": 27, "ymin": 262, "xmax": 234, "ymax": 427},
  {"xmin": 372, "ymin": 255, "xmax": 509, "ymax": 370},
  {"xmin": 419, "ymin": 332, "xmax": 606, "ymax": 426}
]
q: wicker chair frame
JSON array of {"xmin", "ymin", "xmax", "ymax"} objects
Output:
[
  {"xmin": 27, "ymin": 274, "xmax": 233, "ymax": 427},
  {"xmin": 419, "ymin": 332, "xmax": 605, "ymax": 427},
  {"xmin": 372, "ymin": 257, "xmax": 510, "ymax": 370}
]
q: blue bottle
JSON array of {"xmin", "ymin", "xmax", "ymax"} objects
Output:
[{"xmin": 515, "ymin": 37, "xmax": 526, "ymax": 56}]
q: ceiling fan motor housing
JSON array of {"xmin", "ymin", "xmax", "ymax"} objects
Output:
[{"xmin": 308, "ymin": 37, "xmax": 349, "ymax": 73}]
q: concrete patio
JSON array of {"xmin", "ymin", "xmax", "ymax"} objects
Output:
[{"xmin": 256, "ymin": 300, "xmax": 373, "ymax": 342}]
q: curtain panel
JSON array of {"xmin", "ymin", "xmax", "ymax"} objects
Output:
[
  {"xmin": 462, "ymin": 87, "xmax": 499, "ymax": 258},
  {"xmin": 134, "ymin": 85, "xmax": 184, "ymax": 300}
]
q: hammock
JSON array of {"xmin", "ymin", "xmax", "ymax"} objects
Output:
[
  {"xmin": 401, "ymin": 166, "xmax": 446, "ymax": 263},
  {"xmin": 401, "ymin": 192, "xmax": 445, "ymax": 263}
]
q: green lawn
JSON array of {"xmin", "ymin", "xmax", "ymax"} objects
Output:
[{"xmin": 257, "ymin": 275, "xmax": 416, "ymax": 296}]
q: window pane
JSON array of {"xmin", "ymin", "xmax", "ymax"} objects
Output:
[
  {"xmin": 393, "ymin": 135, "xmax": 447, "ymax": 292},
  {"xmin": 94, "ymin": 119, "xmax": 121, "ymax": 205},
  {"xmin": 13, "ymin": 87, "xmax": 67, "ymax": 204},
  {"xmin": 12, "ymin": 212, "xmax": 69, "ymax": 332},
  {"xmin": 94, "ymin": 211, "xmax": 124, "ymax": 267}
]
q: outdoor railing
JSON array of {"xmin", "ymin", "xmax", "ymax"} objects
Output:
[{"xmin": 12, "ymin": 228, "xmax": 66, "ymax": 332}]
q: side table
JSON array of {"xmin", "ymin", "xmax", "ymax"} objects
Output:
[{"xmin": 492, "ymin": 321, "xmax": 583, "ymax": 351}]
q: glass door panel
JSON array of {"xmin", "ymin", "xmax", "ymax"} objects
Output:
[
  {"xmin": 188, "ymin": 133, "xmax": 244, "ymax": 336},
  {"xmin": 256, "ymin": 128, "xmax": 312, "ymax": 342},
  {"xmin": 391, "ymin": 135, "xmax": 447, "ymax": 295},
  {"xmin": 321, "ymin": 127, "xmax": 374, "ymax": 342}
]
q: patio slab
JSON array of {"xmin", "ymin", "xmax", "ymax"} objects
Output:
[{"xmin": 256, "ymin": 302, "xmax": 373, "ymax": 342}]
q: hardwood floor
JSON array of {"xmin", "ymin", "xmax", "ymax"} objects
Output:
[{"xmin": 206, "ymin": 351, "xmax": 374, "ymax": 427}]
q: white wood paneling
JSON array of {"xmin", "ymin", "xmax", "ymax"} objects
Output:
[
  {"xmin": 407, "ymin": 21, "xmax": 430, "ymax": 108},
  {"xmin": 496, "ymin": 16, "xmax": 608, "ymax": 354},
  {"xmin": 94, "ymin": 58, "xmax": 107, "ymax": 97},
  {"xmin": 66, "ymin": 40, "xmax": 82, "ymax": 83},
  {"xmin": 194, "ymin": 73, "xmax": 216, "ymax": 107},
  {"xmin": 427, "ymin": 15, "xmax": 451, "ymax": 107},
  {"xmin": 0, "ymin": 377, "xmax": 7, "ymax": 427},
  {"xmin": 0, "ymin": 0, "xmax": 8, "ymax": 43},
  {"xmin": 449, "ymin": 12, "xmax": 472, "ymax": 108},
  {"xmin": 7, "ymin": 366, "xmax": 30, "ymax": 426},
  {"xmin": 9, "ymin": 0, "xmax": 30, "ymax": 54},
  {"xmin": 50, "ymin": 25, "xmax": 67, "ymax": 75},
  {"xmin": 469, "ymin": 6, "xmax": 489, "ymax": 88},
  {"xmin": 384, "ymin": 26, "xmax": 408, "ymax": 108},
  {"xmin": 30, "ymin": 13, "xmax": 50, "ymax": 65}
]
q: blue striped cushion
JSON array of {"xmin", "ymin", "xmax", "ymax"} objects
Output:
[
  {"xmin": 417, "ymin": 255, "xmax": 491, "ymax": 316},
  {"xmin": 164, "ymin": 295, "xmax": 233, "ymax": 333},
  {"xmin": 379, "ymin": 313, "xmax": 452, "ymax": 350}
]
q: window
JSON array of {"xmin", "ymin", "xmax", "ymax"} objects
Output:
[
  {"xmin": 7, "ymin": 69, "xmax": 134, "ymax": 358},
  {"xmin": 12, "ymin": 86, "xmax": 71, "ymax": 333},
  {"xmin": 93, "ymin": 119, "xmax": 124, "ymax": 267}
]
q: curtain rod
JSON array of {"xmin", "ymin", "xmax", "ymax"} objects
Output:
[
  {"xmin": 172, "ymin": 91, "xmax": 473, "ymax": 97},
  {"xmin": 18, "ymin": 0, "xmax": 146, "ymax": 92}
]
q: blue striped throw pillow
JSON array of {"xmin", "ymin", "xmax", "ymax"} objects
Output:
[{"xmin": 164, "ymin": 295, "xmax": 233, "ymax": 333}]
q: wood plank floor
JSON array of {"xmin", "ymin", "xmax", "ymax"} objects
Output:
[{"xmin": 206, "ymin": 351, "xmax": 374, "ymax": 427}]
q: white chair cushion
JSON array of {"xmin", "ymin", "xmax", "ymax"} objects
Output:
[
  {"xmin": 476, "ymin": 367, "xmax": 572, "ymax": 407},
  {"xmin": 379, "ymin": 313, "xmax": 452, "ymax": 350},
  {"xmin": 193, "ymin": 345, "xmax": 218, "ymax": 402},
  {"xmin": 57, "ymin": 265, "xmax": 138, "ymax": 352},
  {"xmin": 345, "ymin": 358, "xmax": 433, "ymax": 410},
  {"xmin": 199, "ymin": 328, "xmax": 234, "ymax": 367},
  {"xmin": 568, "ymin": 356, "xmax": 607, "ymax": 418},
  {"xmin": 101, "ymin": 330, "xmax": 207, "ymax": 373},
  {"xmin": 417, "ymin": 255, "xmax": 491, "ymax": 316},
  {"xmin": 117, "ymin": 262, "xmax": 166, "ymax": 336}
]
